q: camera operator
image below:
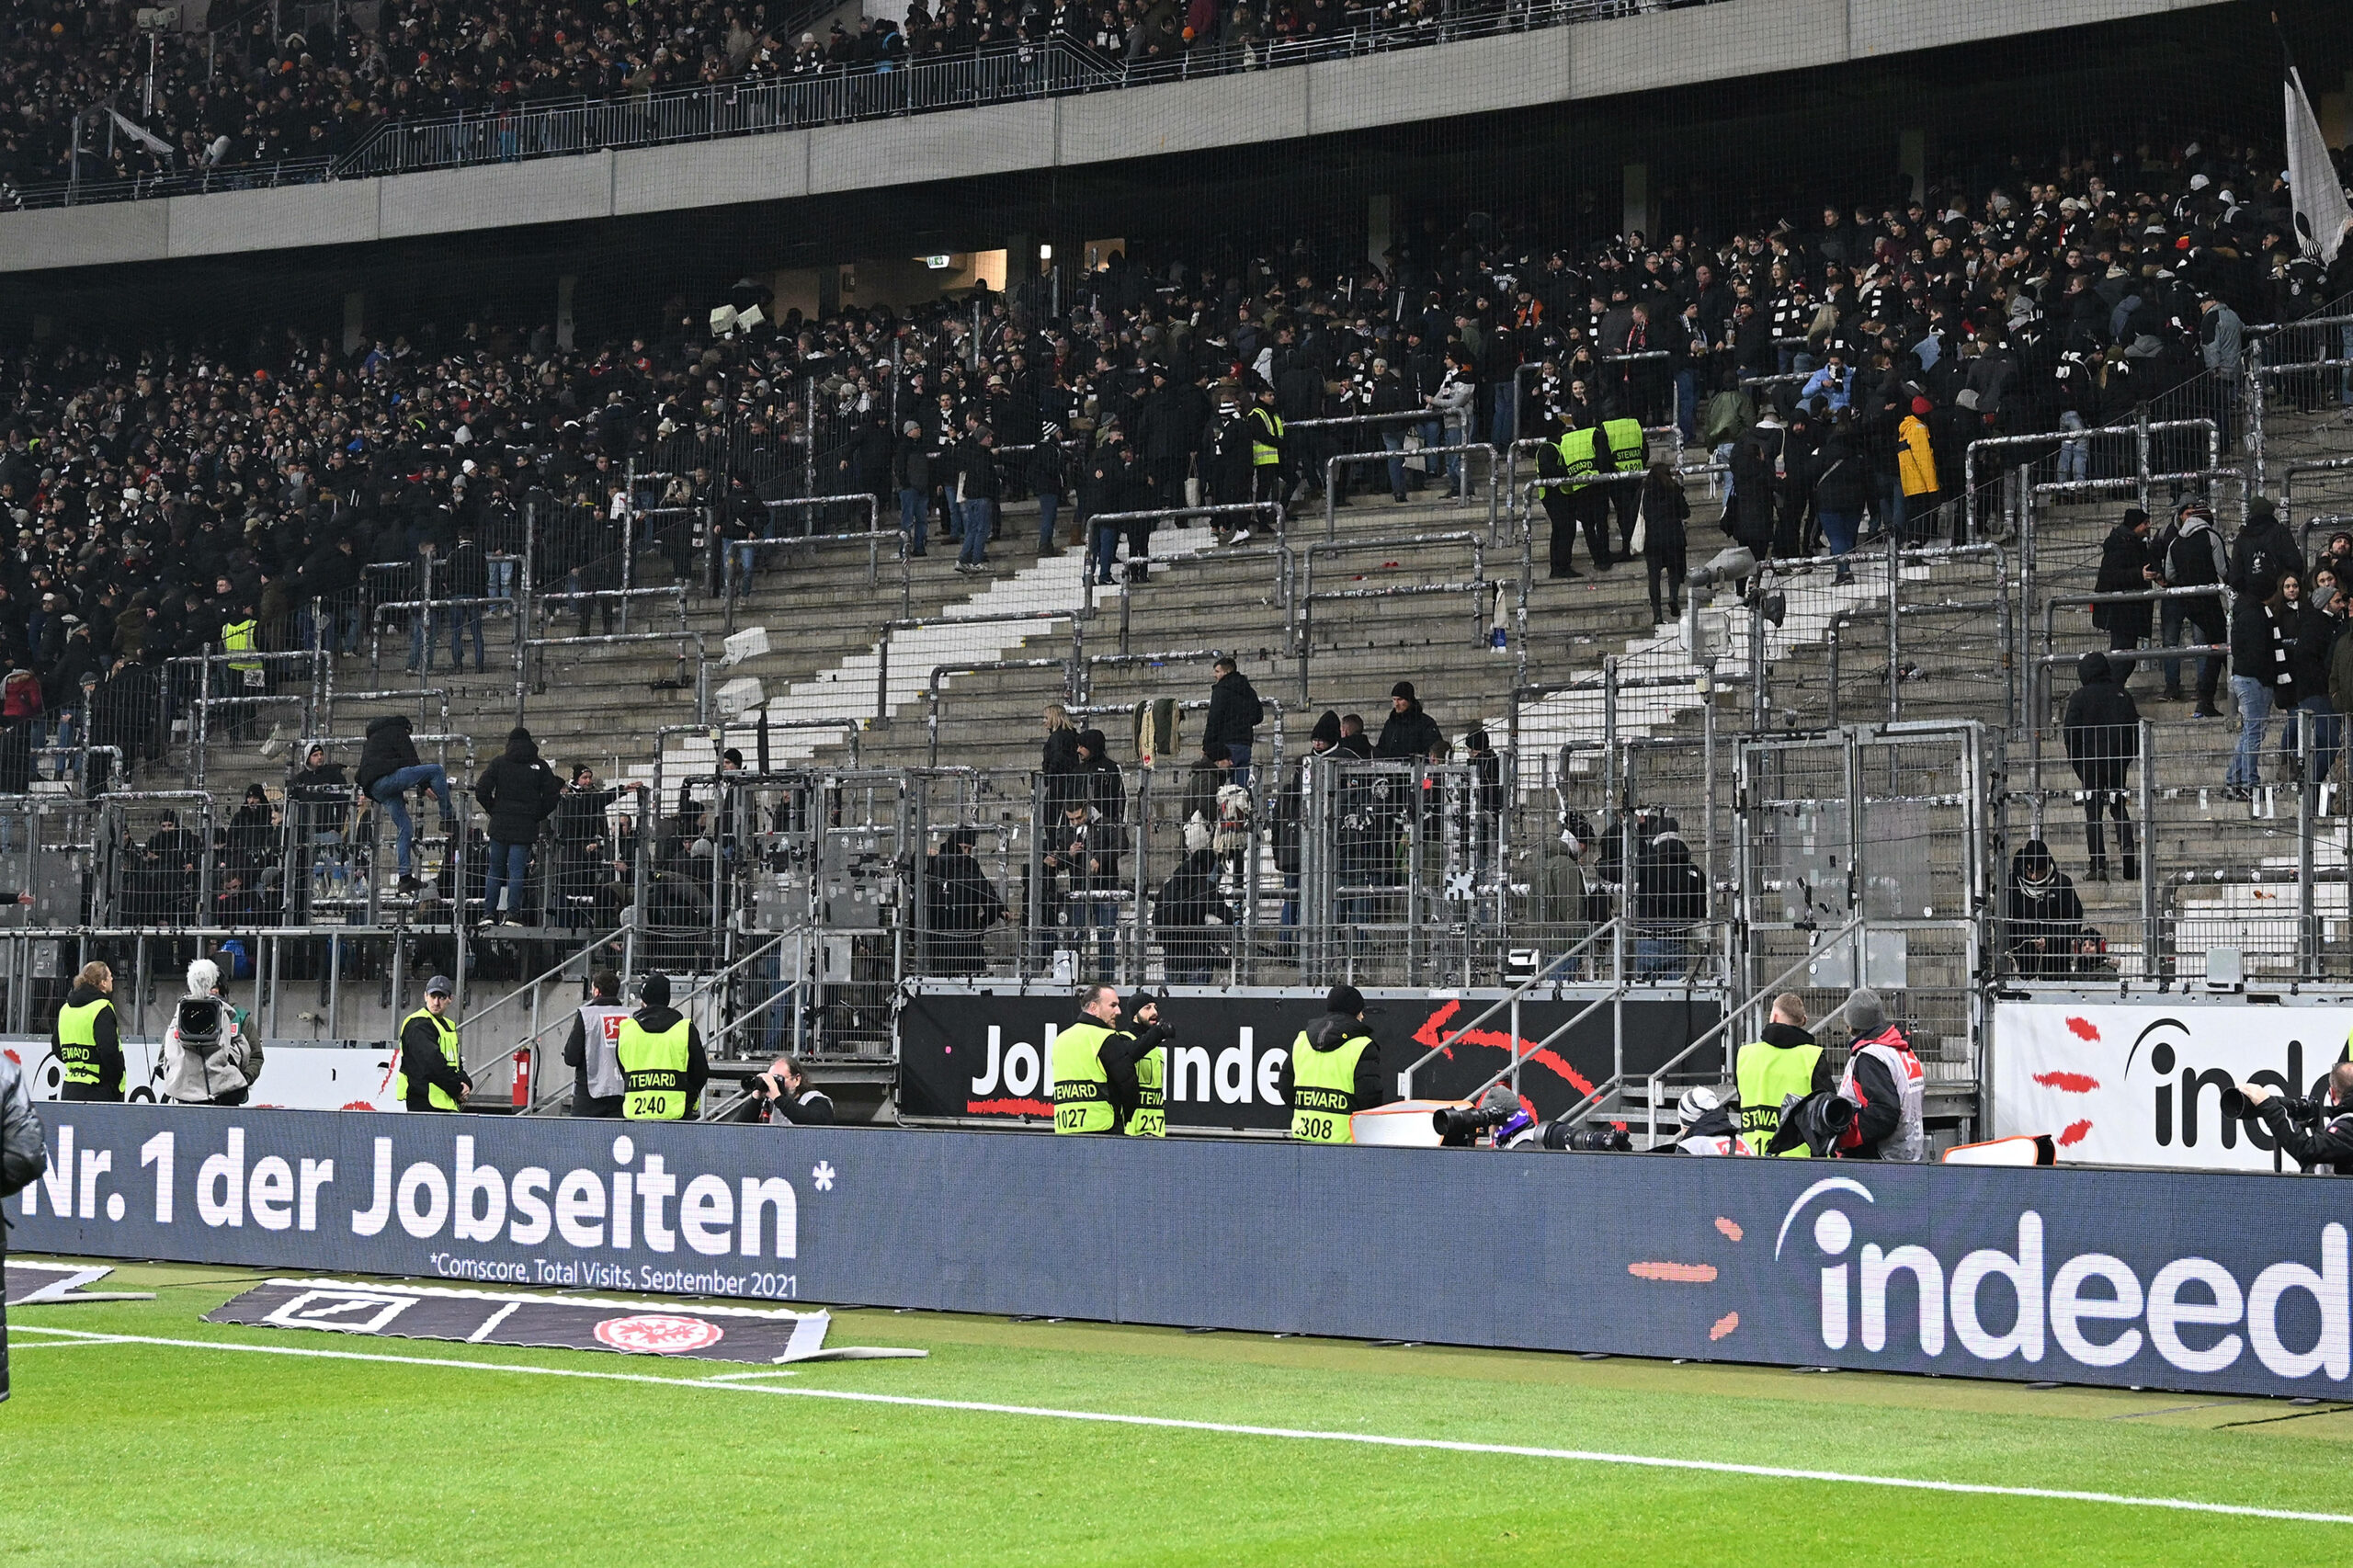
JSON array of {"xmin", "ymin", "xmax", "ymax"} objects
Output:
[
  {"xmin": 749, "ymin": 1053, "xmax": 835, "ymax": 1125},
  {"xmin": 2234, "ymin": 1063, "xmax": 2353, "ymax": 1173}
]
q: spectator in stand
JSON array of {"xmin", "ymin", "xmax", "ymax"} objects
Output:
[
  {"xmin": 2160, "ymin": 502, "xmax": 2231, "ymax": 717},
  {"xmin": 1203, "ymin": 655, "xmax": 1263, "ymax": 786},
  {"xmin": 1640, "ymin": 462, "xmax": 1688, "ymax": 626},
  {"xmin": 358, "ymin": 713, "xmax": 454, "ymax": 895},
  {"xmin": 924, "ymin": 828, "xmax": 1007, "ymax": 976},
  {"xmin": 2061, "ymin": 653, "xmax": 2141, "ymax": 882},
  {"xmin": 2227, "ymin": 572, "xmax": 2294, "ymax": 799},
  {"xmin": 2004, "ymin": 839, "xmax": 2086, "ymax": 979},
  {"xmin": 472, "ymin": 726, "xmax": 563, "ymax": 927},
  {"xmin": 1374, "ymin": 681, "xmax": 1440, "ymax": 759},
  {"xmin": 1631, "ymin": 814, "xmax": 1706, "ymax": 981},
  {"xmin": 2091, "ymin": 508, "xmax": 2159, "ymax": 659},
  {"xmin": 2291, "ymin": 565, "xmax": 2344, "ymax": 796}
]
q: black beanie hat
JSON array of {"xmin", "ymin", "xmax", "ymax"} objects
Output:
[
  {"xmin": 1311, "ymin": 710, "xmax": 1342, "ymax": 744},
  {"xmin": 1391, "ymin": 681, "xmax": 1415, "ymax": 700},
  {"xmin": 1327, "ymin": 983, "xmax": 1365, "ymax": 1017},
  {"xmin": 639, "ymin": 972, "xmax": 671, "ymax": 1008}
]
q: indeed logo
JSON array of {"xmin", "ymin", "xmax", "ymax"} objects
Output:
[
  {"xmin": 2129, "ymin": 1019, "xmax": 2310, "ymax": 1153},
  {"xmin": 1779, "ymin": 1178, "xmax": 2350, "ymax": 1381}
]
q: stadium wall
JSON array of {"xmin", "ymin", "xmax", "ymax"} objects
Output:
[
  {"xmin": 0, "ymin": 0, "xmax": 2232, "ymax": 275},
  {"xmin": 15, "ymin": 1102, "xmax": 2353, "ymax": 1399}
]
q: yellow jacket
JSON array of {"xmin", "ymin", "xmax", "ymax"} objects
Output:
[{"xmin": 1897, "ymin": 415, "xmax": 1938, "ymax": 497}]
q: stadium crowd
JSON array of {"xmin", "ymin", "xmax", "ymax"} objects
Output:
[
  {"xmin": 0, "ymin": 130, "xmax": 2342, "ymax": 790},
  {"xmin": 0, "ymin": 0, "xmax": 1713, "ymax": 196}
]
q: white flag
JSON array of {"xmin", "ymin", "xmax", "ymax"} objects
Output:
[
  {"xmin": 107, "ymin": 108, "xmax": 174, "ymax": 159},
  {"xmin": 2285, "ymin": 66, "xmax": 2350, "ymax": 267}
]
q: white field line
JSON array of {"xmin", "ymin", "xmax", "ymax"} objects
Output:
[{"xmin": 9, "ymin": 1324, "xmax": 2349, "ymax": 1527}]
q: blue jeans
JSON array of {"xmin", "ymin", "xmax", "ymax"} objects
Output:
[
  {"xmin": 1036, "ymin": 493, "xmax": 1060, "ymax": 552},
  {"xmin": 2294, "ymin": 696, "xmax": 2342, "ymax": 785},
  {"xmin": 301, "ymin": 603, "xmax": 360, "ymax": 655},
  {"xmin": 728, "ymin": 540, "xmax": 758, "ymax": 593},
  {"xmin": 1675, "ymin": 369, "xmax": 1699, "ymax": 439},
  {"xmin": 1223, "ymin": 741, "xmax": 1252, "ymax": 790},
  {"xmin": 2228, "ymin": 676, "xmax": 2274, "ymax": 787},
  {"xmin": 446, "ymin": 605, "xmax": 484, "ymax": 672},
  {"xmin": 488, "ymin": 558, "xmax": 517, "ymax": 600},
  {"xmin": 369, "ymin": 763, "xmax": 452, "ymax": 876},
  {"xmin": 1380, "ymin": 428, "xmax": 1408, "ymax": 497},
  {"xmin": 483, "ymin": 838, "xmax": 529, "ymax": 921},
  {"xmin": 899, "ymin": 487, "xmax": 927, "ymax": 556},
  {"xmin": 1636, "ymin": 929, "xmax": 1687, "ymax": 981},
  {"xmin": 1090, "ymin": 522, "xmax": 1120, "ymax": 584},
  {"xmin": 1820, "ymin": 509, "xmax": 1860, "ymax": 571},
  {"xmin": 2057, "ymin": 410, "xmax": 2089, "ymax": 485},
  {"xmin": 1488, "ymin": 383, "xmax": 1516, "ymax": 448},
  {"xmin": 959, "ymin": 500, "xmax": 995, "ymax": 565}
]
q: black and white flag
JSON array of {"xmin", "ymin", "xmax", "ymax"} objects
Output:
[{"xmin": 2284, "ymin": 65, "xmax": 2350, "ymax": 267}]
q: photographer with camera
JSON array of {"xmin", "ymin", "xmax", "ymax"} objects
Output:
[
  {"xmin": 2233, "ymin": 1063, "xmax": 2353, "ymax": 1173},
  {"xmin": 1832, "ymin": 988, "xmax": 1925, "ymax": 1162},
  {"xmin": 1764, "ymin": 988, "xmax": 1926, "ymax": 1162},
  {"xmin": 1279, "ymin": 985, "xmax": 1386, "ymax": 1145},
  {"xmin": 749, "ymin": 1053, "xmax": 835, "ymax": 1125}
]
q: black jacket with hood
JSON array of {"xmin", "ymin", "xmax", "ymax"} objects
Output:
[
  {"xmin": 2060, "ymin": 653, "xmax": 2141, "ymax": 789},
  {"xmin": 1275, "ymin": 1011, "xmax": 1387, "ymax": 1115},
  {"xmin": 474, "ymin": 727, "xmax": 563, "ymax": 845},
  {"xmin": 358, "ymin": 713, "xmax": 423, "ymax": 791}
]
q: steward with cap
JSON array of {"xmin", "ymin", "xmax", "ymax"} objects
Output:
[
  {"xmin": 1835, "ymin": 987, "xmax": 1926, "ymax": 1162},
  {"xmin": 394, "ymin": 974, "xmax": 470, "ymax": 1112},
  {"xmin": 54, "ymin": 960, "xmax": 123, "ymax": 1102},
  {"xmin": 616, "ymin": 972, "xmax": 710, "ymax": 1122},
  {"xmin": 1051, "ymin": 983, "xmax": 1166, "ymax": 1134},
  {"xmin": 1278, "ymin": 984, "xmax": 1387, "ymax": 1144}
]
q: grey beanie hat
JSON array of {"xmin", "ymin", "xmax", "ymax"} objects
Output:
[{"xmin": 1845, "ymin": 987, "xmax": 1887, "ymax": 1037}]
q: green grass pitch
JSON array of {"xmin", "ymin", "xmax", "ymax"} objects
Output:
[{"xmin": 6, "ymin": 1258, "xmax": 2350, "ymax": 1566}]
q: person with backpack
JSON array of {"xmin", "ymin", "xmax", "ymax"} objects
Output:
[
  {"xmin": 2158, "ymin": 501, "xmax": 2231, "ymax": 717},
  {"xmin": 162, "ymin": 958, "xmax": 263, "ymax": 1106},
  {"xmin": 0, "ymin": 1040, "xmax": 49, "ymax": 1402}
]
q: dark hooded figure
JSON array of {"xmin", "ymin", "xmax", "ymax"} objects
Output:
[
  {"xmin": 2004, "ymin": 839, "xmax": 2086, "ymax": 979},
  {"xmin": 472, "ymin": 725, "xmax": 562, "ymax": 926},
  {"xmin": 2061, "ymin": 652, "xmax": 2141, "ymax": 881}
]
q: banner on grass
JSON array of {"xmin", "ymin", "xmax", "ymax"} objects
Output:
[
  {"xmin": 13, "ymin": 1103, "xmax": 2353, "ymax": 1399},
  {"xmin": 1992, "ymin": 1002, "xmax": 2353, "ymax": 1172},
  {"xmin": 896, "ymin": 983, "xmax": 1721, "ymax": 1129}
]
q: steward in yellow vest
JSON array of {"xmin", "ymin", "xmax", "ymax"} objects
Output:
[
  {"xmin": 393, "ymin": 977, "xmax": 469, "ymax": 1111},
  {"xmin": 54, "ymin": 960, "xmax": 123, "ymax": 1102},
  {"xmin": 1278, "ymin": 984, "xmax": 1384, "ymax": 1144},
  {"xmin": 1051, "ymin": 985, "xmax": 1169, "ymax": 1134},
  {"xmin": 1733, "ymin": 994, "xmax": 1833, "ymax": 1156},
  {"xmin": 616, "ymin": 971, "xmax": 707, "ymax": 1121}
]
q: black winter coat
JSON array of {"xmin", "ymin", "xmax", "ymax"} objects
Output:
[
  {"xmin": 1374, "ymin": 699, "xmax": 1443, "ymax": 760},
  {"xmin": 473, "ymin": 734, "xmax": 563, "ymax": 844},
  {"xmin": 2091, "ymin": 525, "xmax": 2156, "ymax": 640},
  {"xmin": 1203, "ymin": 670, "xmax": 1264, "ymax": 751},
  {"xmin": 357, "ymin": 714, "xmax": 422, "ymax": 790},
  {"xmin": 2060, "ymin": 653, "xmax": 2141, "ymax": 790}
]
